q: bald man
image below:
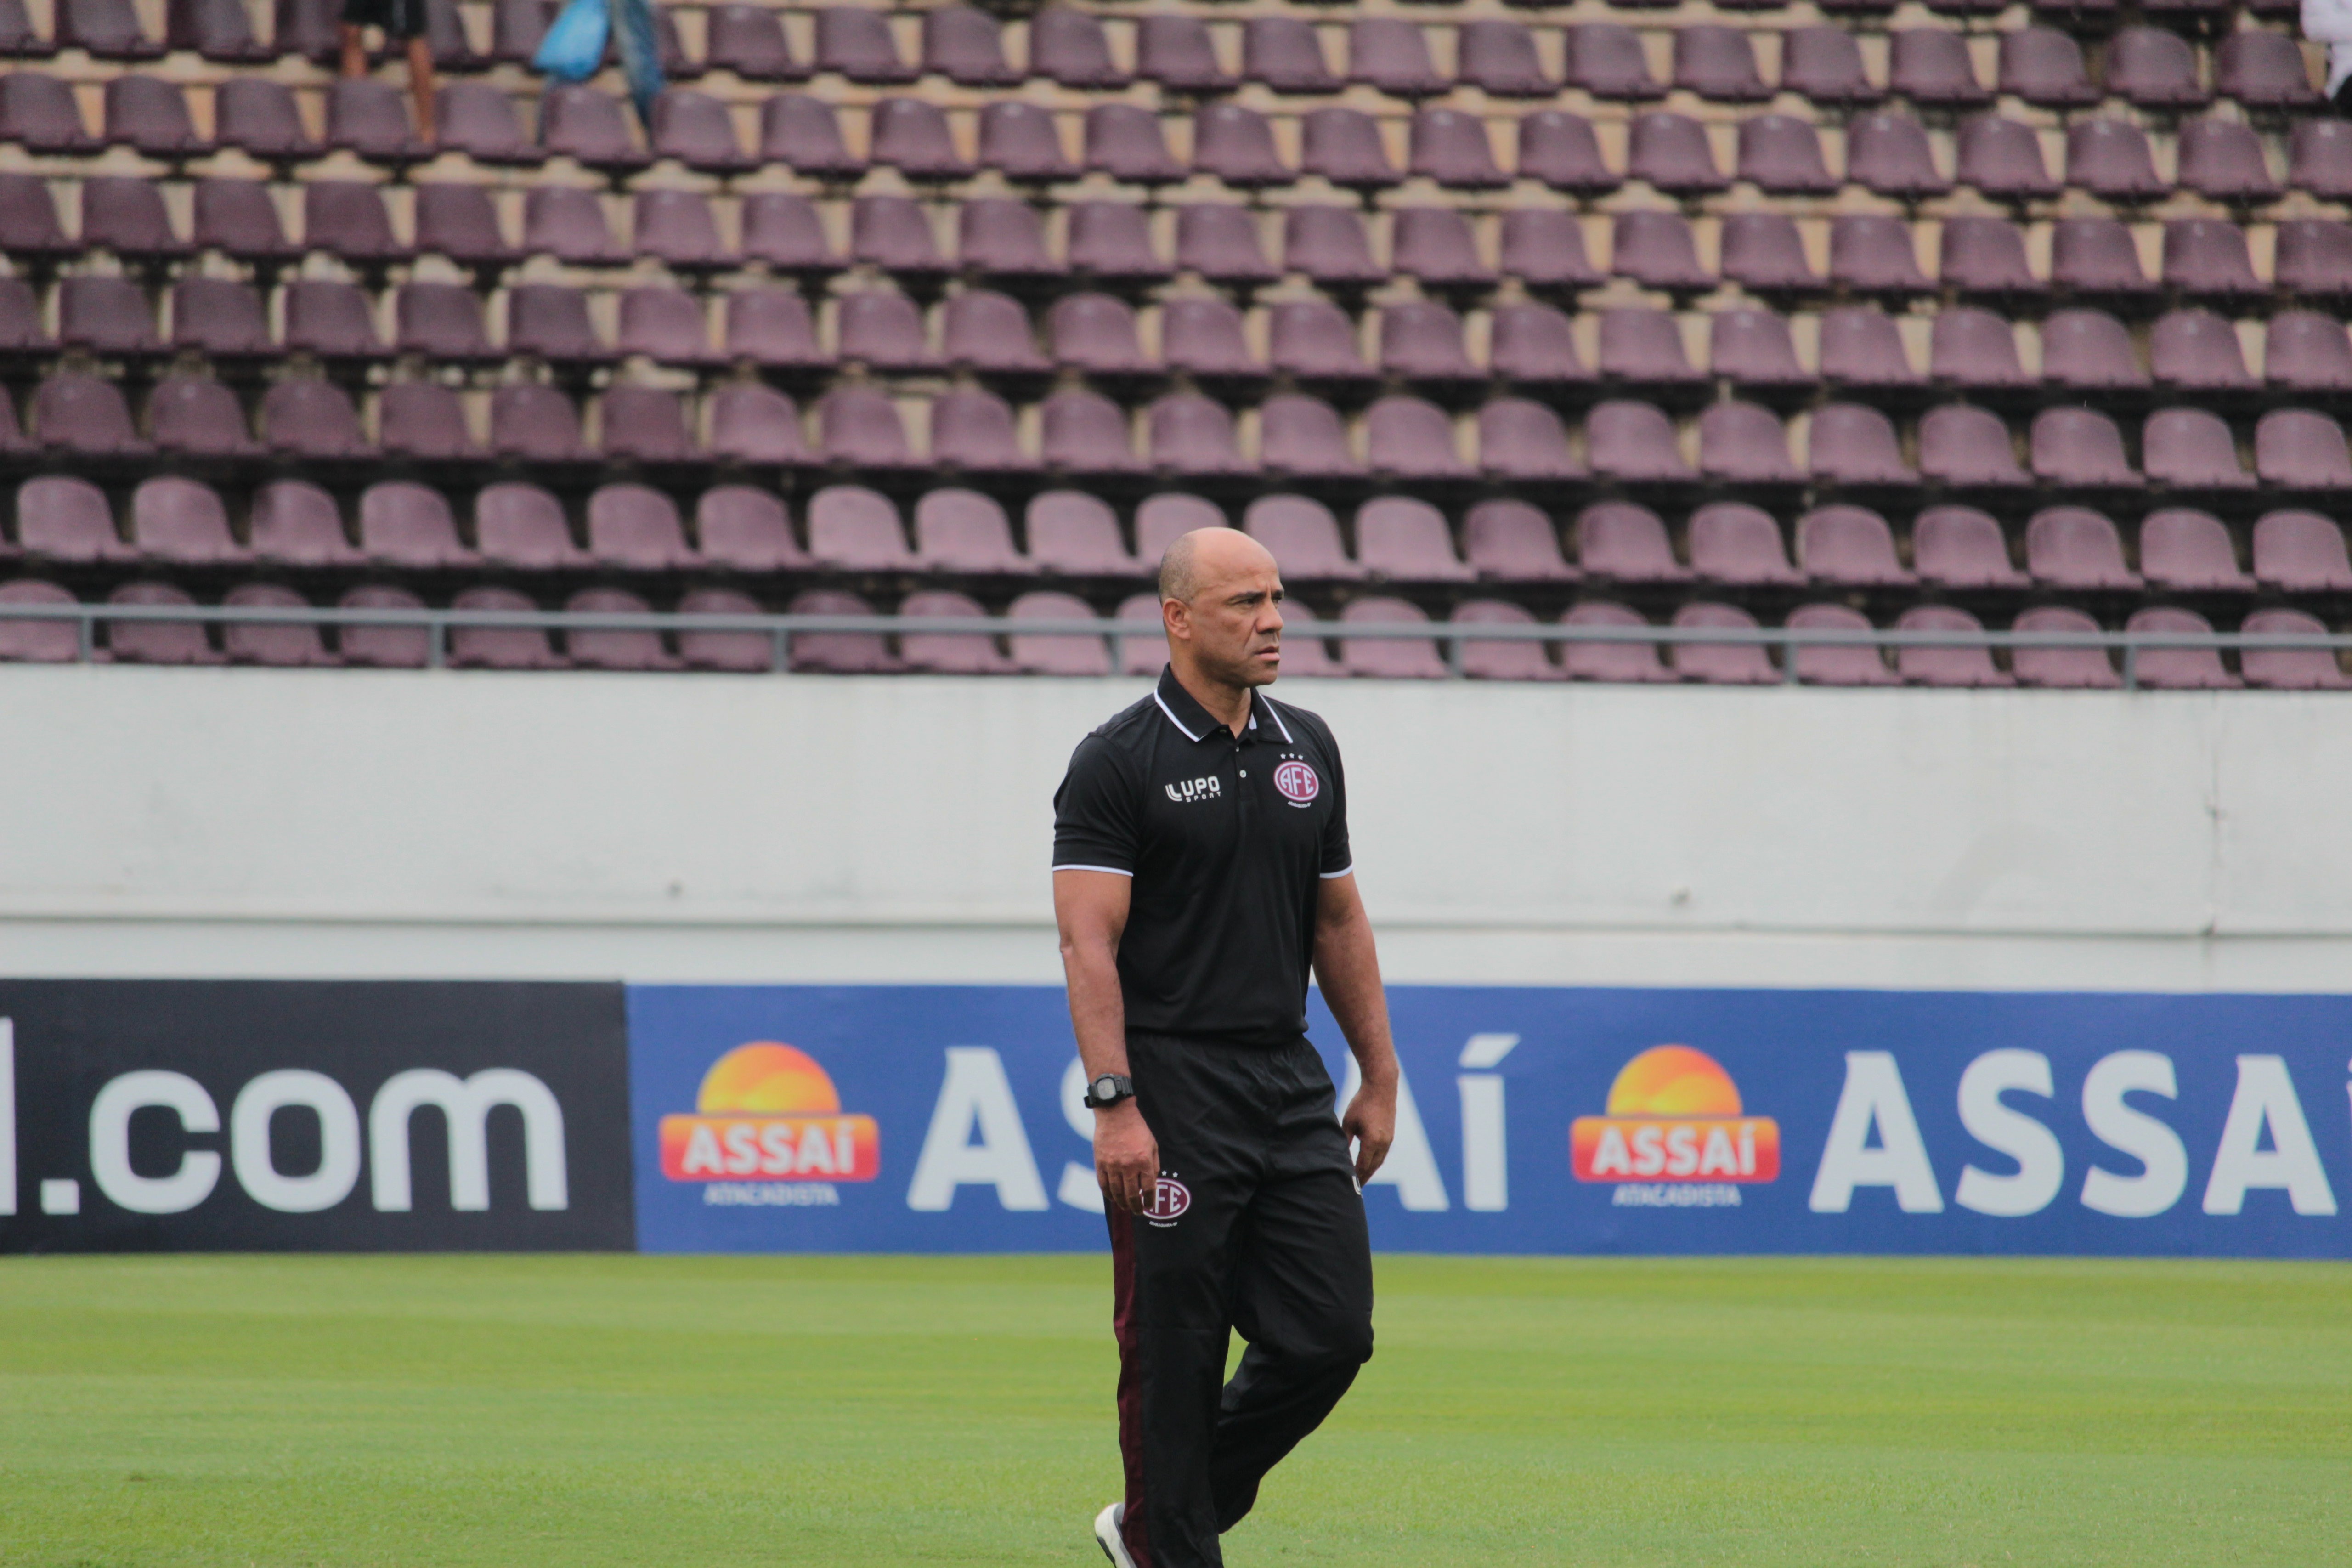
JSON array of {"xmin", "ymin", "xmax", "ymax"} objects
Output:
[{"xmin": 1052, "ymin": 528, "xmax": 1400, "ymax": 1568}]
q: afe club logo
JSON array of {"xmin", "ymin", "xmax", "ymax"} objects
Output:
[
  {"xmin": 1272, "ymin": 758, "xmax": 1319, "ymax": 807},
  {"xmin": 1143, "ymin": 1176, "xmax": 1192, "ymax": 1226},
  {"xmin": 1571, "ymin": 1046, "xmax": 1781, "ymax": 1186},
  {"xmin": 659, "ymin": 1042, "xmax": 881, "ymax": 1183}
]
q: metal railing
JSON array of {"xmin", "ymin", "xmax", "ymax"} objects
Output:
[{"xmin": 5, "ymin": 600, "xmax": 2349, "ymax": 690}]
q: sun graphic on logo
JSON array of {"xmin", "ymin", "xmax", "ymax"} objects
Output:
[
  {"xmin": 1605, "ymin": 1045, "xmax": 1744, "ymax": 1118},
  {"xmin": 695, "ymin": 1042, "xmax": 842, "ymax": 1115}
]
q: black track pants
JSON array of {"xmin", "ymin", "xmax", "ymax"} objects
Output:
[{"xmin": 1108, "ymin": 1031, "xmax": 1375, "ymax": 1568}]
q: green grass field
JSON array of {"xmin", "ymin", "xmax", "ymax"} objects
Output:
[{"xmin": 0, "ymin": 1254, "xmax": 2345, "ymax": 1567}]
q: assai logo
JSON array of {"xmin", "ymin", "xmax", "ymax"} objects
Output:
[
  {"xmin": 1272, "ymin": 758, "xmax": 1319, "ymax": 807},
  {"xmin": 1571, "ymin": 1046, "xmax": 1780, "ymax": 1208},
  {"xmin": 659, "ymin": 1042, "xmax": 880, "ymax": 1206}
]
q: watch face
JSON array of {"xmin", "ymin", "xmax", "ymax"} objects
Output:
[{"xmin": 1091, "ymin": 1076, "xmax": 1120, "ymax": 1101}]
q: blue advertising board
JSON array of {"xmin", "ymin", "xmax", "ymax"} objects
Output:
[{"xmin": 626, "ymin": 984, "xmax": 2352, "ymax": 1258}]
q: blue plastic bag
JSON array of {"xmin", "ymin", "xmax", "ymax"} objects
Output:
[
  {"xmin": 611, "ymin": 0, "xmax": 666, "ymax": 128},
  {"xmin": 533, "ymin": 0, "xmax": 609, "ymax": 84}
]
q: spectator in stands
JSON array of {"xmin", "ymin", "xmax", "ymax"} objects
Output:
[
  {"xmin": 2307, "ymin": 0, "xmax": 2352, "ymax": 113},
  {"xmin": 341, "ymin": 0, "xmax": 436, "ymax": 140}
]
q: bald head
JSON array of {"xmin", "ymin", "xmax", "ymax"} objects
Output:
[{"xmin": 1158, "ymin": 527, "xmax": 1274, "ymax": 606}]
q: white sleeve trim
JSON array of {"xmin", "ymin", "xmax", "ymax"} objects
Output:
[
  {"xmin": 1054, "ymin": 864, "xmax": 1135, "ymax": 877},
  {"xmin": 1318, "ymin": 865, "xmax": 1354, "ymax": 880}
]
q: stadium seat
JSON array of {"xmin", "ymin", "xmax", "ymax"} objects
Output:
[
  {"xmin": 1450, "ymin": 600, "xmax": 1562, "ymax": 682},
  {"xmin": 379, "ymin": 383, "xmax": 480, "ymax": 459},
  {"xmin": 619, "ymin": 287, "xmax": 719, "ymax": 368},
  {"xmin": 1921, "ymin": 404, "xmax": 2029, "ymax": 487},
  {"xmin": 1033, "ymin": 6, "xmax": 1125, "ymax": 88},
  {"xmin": 2253, "ymin": 509, "xmax": 2352, "ymax": 590},
  {"xmin": 1782, "ymin": 27, "xmax": 1880, "ymax": 105},
  {"xmin": 1042, "ymin": 391, "xmax": 1144, "ymax": 475},
  {"xmin": 1932, "ymin": 308, "xmax": 2031, "ymax": 391},
  {"xmin": 1689, "ymin": 502, "xmax": 1801, "ymax": 586},
  {"xmin": 107, "ymin": 582, "xmax": 219, "ymax": 666},
  {"xmin": 1269, "ymin": 300, "xmax": 1373, "ymax": 385},
  {"xmin": 509, "ymin": 284, "xmax": 613, "ymax": 367},
  {"xmin": 1709, "ymin": 309, "xmax": 1809, "ymax": 393},
  {"xmin": 1672, "ymin": 602, "xmax": 1777, "ymax": 685},
  {"xmin": 2177, "ymin": 118, "xmax": 2280, "ymax": 202},
  {"xmin": 250, "ymin": 481, "xmax": 361, "ymax": 567},
  {"xmin": 1139, "ymin": 13, "xmax": 1232, "ymax": 93},
  {"xmin": 1464, "ymin": 499, "xmax": 1575, "ymax": 582},
  {"xmin": 1193, "ymin": 104, "xmax": 1291, "ymax": 187},
  {"xmin": 1006, "ymin": 591, "xmax": 1110, "ymax": 678},
  {"xmin": 1176, "ymin": 205, "xmax": 1277, "ymax": 284},
  {"xmin": 600, "ymin": 388, "xmax": 696, "ymax": 465},
  {"xmin": 1829, "ymin": 215, "xmax": 1931, "ymax": 296},
  {"xmin": 259, "ymin": 380, "xmax": 371, "ymax": 459},
  {"xmin": 33, "ymin": 374, "xmax": 146, "ymax": 455},
  {"xmin": 2067, "ymin": 121, "xmax": 2168, "ymax": 203},
  {"xmin": 1678, "ymin": 26, "xmax": 1770, "ymax": 101},
  {"xmin": 2027, "ymin": 506, "xmax": 2140, "ymax": 588},
  {"xmin": 477, "ymin": 483, "xmax": 589, "ymax": 571},
  {"xmin": 2050, "ymin": 218, "xmax": 2157, "ymax": 299},
  {"xmin": 1516, "ymin": 112, "xmax": 1619, "ymax": 195},
  {"xmin": 2290, "ymin": 121, "xmax": 2352, "ymax": 199},
  {"xmin": 1068, "ymin": 203, "xmax": 1169, "ymax": 284},
  {"xmin": 2240, "ymin": 608, "xmax": 2351, "ymax": 690},
  {"xmin": 215, "ymin": 79, "xmax": 315, "ymax": 158},
  {"xmin": 2277, "ymin": 220, "xmax": 2352, "ymax": 298},
  {"xmin": 1895, "ymin": 604, "xmax": 2013, "ymax": 687},
  {"xmin": 1888, "ymin": 29, "xmax": 1988, "ymax": 105},
  {"xmin": 1739, "ymin": 115, "xmax": 1837, "ymax": 194},
  {"xmin": 1626, "ymin": 113, "xmax": 1727, "ymax": 196},
  {"xmin": 1351, "ymin": 18, "xmax": 1446, "ymax": 97},
  {"xmin": 2013, "ymin": 606, "xmax": 2120, "ymax": 690},
  {"xmin": 870, "ymin": 97, "xmax": 971, "ymax": 181},
  {"xmin": 1720, "ymin": 213, "xmax": 1822, "ymax": 294},
  {"xmin": 653, "ymin": 88, "xmax": 751, "ymax": 173},
  {"xmin": 706, "ymin": 5, "xmax": 804, "ymax": 82},
  {"xmin": 697, "ymin": 487, "xmax": 811, "ymax": 572},
  {"xmin": 1284, "ymin": 207, "xmax": 1383, "ymax": 286},
  {"xmin": 1798, "ymin": 505, "xmax": 1911, "ymax": 586},
  {"xmin": 169, "ymin": 278, "xmax": 270, "ymax": 359},
  {"xmin": 1026, "ymin": 492, "xmax": 1140, "ymax": 577},
  {"xmin": 1788, "ymin": 604, "xmax": 1896, "ymax": 687},
  {"xmin": 1338, "ymin": 598, "xmax": 1448, "ymax": 680},
  {"xmin": 2039, "ymin": 309, "xmax": 2145, "ymax": 392},
  {"xmin": 1938, "ymin": 217, "xmax": 2051, "ymax": 297},
  {"xmin": 1847, "ymin": 113, "xmax": 1950, "ymax": 198},
  {"xmin": 2141, "ymin": 509, "xmax": 2253, "ymax": 592},
  {"xmin": 1597, "ymin": 307, "xmax": 1703, "ymax": 387},
  {"xmin": 564, "ymin": 588, "xmax": 680, "ymax": 674},
  {"xmin": 0, "ymin": 580, "xmax": 79, "ymax": 664},
  {"xmin": 1378, "ymin": 302, "xmax": 1480, "ymax": 387},
  {"xmin": 1562, "ymin": 600, "xmax": 1673, "ymax": 683},
  {"xmin": 2128, "ymin": 607, "xmax": 2240, "ymax": 690},
  {"xmin": 762, "ymin": 94, "xmax": 862, "ymax": 177},
  {"xmin": 360, "ymin": 481, "xmax": 475, "ymax": 567},
  {"xmin": 638, "ymin": 190, "xmax": 733, "ymax": 271},
  {"xmin": 946, "ymin": 289, "xmax": 1052, "ymax": 375},
  {"xmin": 927, "ymin": 4, "xmax": 1017, "ymax": 86},
  {"xmin": 105, "ymin": 75, "xmax": 204, "ymax": 155},
  {"xmin": 2151, "ymin": 310, "xmax": 2255, "ymax": 393},
  {"xmin": 1699, "ymin": 403, "xmax": 1800, "ymax": 485},
  {"xmin": 2000, "ymin": 28, "xmax": 2095, "ymax": 105},
  {"xmin": 1478, "ymin": 400, "xmax": 1583, "ymax": 482},
  {"xmin": 449, "ymin": 587, "xmax": 565, "ymax": 671},
  {"xmin": 1159, "ymin": 298, "xmax": 1261, "ymax": 383},
  {"xmin": 707, "ymin": 384, "xmax": 812, "ymax": 465},
  {"xmin": 1411, "ymin": 110, "xmax": 1508, "ymax": 191},
  {"xmin": 816, "ymin": 6, "xmax": 914, "ymax": 82},
  {"xmin": 2164, "ymin": 221, "xmax": 2265, "ymax": 300},
  {"xmin": 929, "ymin": 390, "xmax": 1034, "ymax": 472},
  {"xmin": 980, "ymin": 102, "xmax": 1075, "ymax": 182},
  {"xmin": 2034, "ymin": 408, "xmax": 2141, "ymax": 489},
  {"xmin": 2107, "ymin": 27, "xmax": 2208, "ymax": 109},
  {"xmin": 1957, "ymin": 116, "xmax": 2059, "ymax": 200},
  {"xmin": 82, "ymin": 177, "xmax": 189, "ymax": 260},
  {"xmin": 1260, "ymin": 396, "xmax": 1363, "ymax": 481},
  {"xmin": 2256, "ymin": 409, "xmax": 2352, "ymax": 490},
  {"xmin": 2216, "ymin": 31, "xmax": 2319, "ymax": 109},
  {"xmin": 192, "ymin": 180, "xmax": 295, "ymax": 263},
  {"xmin": 1562, "ymin": 23, "xmax": 1657, "ymax": 98},
  {"xmin": 1499, "ymin": 209, "xmax": 1604, "ymax": 288},
  {"xmin": 1587, "ymin": 401, "xmax": 1694, "ymax": 482},
  {"xmin": 490, "ymin": 384, "xmax": 584, "ymax": 462},
  {"xmin": 1391, "ymin": 208, "xmax": 1493, "ymax": 289},
  {"xmin": 1576, "ymin": 501, "xmax": 1690, "ymax": 581},
  {"xmin": 2143, "ymin": 408, "xmax": 2254, "ymax": 490},
  {"xmin": 1366, "ymin": 396, "xmax": 1470, "ymax": 481},
  {"xmin": 808, "ymin": 486, "xmax": 916, "ymax": 571},
  {"xmin": 1914, "ymin": 505, "xmax": 2027, "ymax": 588},
  {"xmin": 1809, "ymin": 403, "xmax": 1917, "ymax": 487}
]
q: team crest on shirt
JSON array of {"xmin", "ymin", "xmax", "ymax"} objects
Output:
[
  {"xmin": 1272, "ymin": 757, "xmax": 1319, "ymax": 808},
  {"xmin": 1144, "ymin": 1177, "xmax": 1191, "ymax": 1226}
]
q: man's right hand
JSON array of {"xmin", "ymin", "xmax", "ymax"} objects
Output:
[{"xmin": 1095, "ymin": 1102, "xmax": 1160, "ymax": 1214}]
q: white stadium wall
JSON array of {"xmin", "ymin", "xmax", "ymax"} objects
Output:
[{"xmin": 2, "ymin": 665, "xmax": 2349, "ymax": 993}]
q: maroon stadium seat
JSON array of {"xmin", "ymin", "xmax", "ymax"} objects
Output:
[
  {"xmin": 1597, "ymin": 308, "xmax": 1702, "ymax": 385},
  {"xmin": 1888, "ymin": 29, "xmax": 1988, "ymax": 105},
  {"xmin": 2039, "ymin": 308, "xmax": 2145, "ymax": 392},
  {"xmin": 2143, "ymin": 408, "xmax": 2254, "ymax": 490},
  {"xmin": 1672, "ymin": 602, "xmax": 1777, "ymax": 685},
  {"xmin": 1033, "ymin": 6, "xmax": 1125, "ymax": 88},
  {"xmin": 1914, "ymin": 505, "xmax": 2026, "ymax": 588},
  {"xmin": 927, "ymin": 4, "xmax": 1016, "ymax": 85},
  {"xmin": 697, "ymin": 486, "xmax": 811, "ymax": 572},
  {"xmin": 1920, "ymin": 405, "xmax": 2029, "ymax": 487},
  {"xmin": 1895, "ymin": 604, "xmax": 2013, "ymax": 687},
  {"xmin": 2256, "ymin": 409, "xmax": 2352, "ymax": 489},
  {"xmin": 761, "ymin": 93, "xmax": 861, "ymax": 176},
  {"xmin": 1026, "ymin": 491, "xmax": 1141, "ymax": 577},
  {"xmin": 2027, "ymin": 506, "xmax": 2140, "ymax": 588},
  {"xmin": 1516, "ymin": 112, "xmax": 1619, "ymax": 195},
  {"xmin": 706, "ymin": 4, "xmax": 803, "ymax": 81},
  {"xmin": 2141, "ymin": 508, "xmax": 2252, "ymax": 591},
  {"xmin": 1789, "ymin": 604, "xmax": 1897, "ymax": 687},
  {"xmin": 1450, "ymin": 600, "xmax": 1561, "ymax": 682},
  {"xmin": 149, "ymin": 376, "xmax": 257, "ymax": 458},
  {"xmin": 2032, "ymin": 407, "xmax": 2141, "ymax": 488},
  {"xmin": 1783, "ymin": 27, "xmax": 1880, "ymax": 105},
  {"xmin": 1799, "ymin": 505, "xmax": 1913, "ymax": 586},
  {"xmin": 2068, "ymin": 120, "xmax": 2168, "ymax": 202},
  {"xmin": 815, "ymin": 6, "xmax": 913, "ymax": 81},
  {"xmin": 476, "ymin": 482, "xmax": 589, "ymax": 570},
  {"xmin": 817, "ymin": 387, "xmax": 915, "ymax": 469},
  {"xmin": 1463, "ymin": 18, "xmax": 1558, "ymax": 95},
  {"xmin": 2150, "ymin": 309, "xmax": 2255, "ymax": 393},
  {"xmin": 1139, "ymin": 12, "xmax": 1231, "ymax": 92},
  {"xmin": 1577, "ymin": 501, "xmax": 1689, "ymax": 581},
  {"xmin": 1391, "ymin": 207, "xmax": 1494, "ymax": 288},
  {"xmin": 2253, "ymin": 509, "xmax": 2352, "ymax": 590},
  {"xmin": 524, "ymin": 186, "xmax": 624, "ymax": 264},
  {"xmin": 1809, "ymin": 403, "xmax": 1917, "ymax": 487},
  {"xmin": 928, "ymin": 389, "xmax": 1035, "ymax": 472},
  {"xmin": 2108, "ymin": 27, "xmax": 2208, "ymax": 109},
  {"xmin": 1464, "ymin": 500, "xmax": 1575, "ymax": 582},
  {"xmin": 1562, "ymin": 600, "xmax": 1672, "ymax": 683},
  {"xmin": 1690, "ymin": 502, "xmax": 1801, "ymax": 586},
  {"xmin": 1585, "ymin": 400, "xmax": 1693, "ymax": 482},
  {"xmin": 1008, "ymin": 591, "xmax": 1111, "ymax": 678},
  {"xmin": 2240, "ymin": 608, "xmax": 2350, "ymax": 690},
  {"xmin": 1499, "ymin": 209, "xmax": 1604, "ymax": 288},
  {"xmin": 250, "ymin": 481, "xmax": 360, "ymax": 567},
  {"xmin": 378, "ymin": 382, "xmax": 479, "ymax": 459},
  {"xmin": 808, "ymin": 485, "xmax": 916, "ymax": 570},
  {"xmin": 360, "ymin": 481, "xmax": 475, "ymax": 567},
  {"xmin": 1932, "ymin": 308, "xmax": 2031, "ymax": 391},
  {"xmin": 1699, "ymin": 402, "xmax": 1801, "ymax": 484},
  {"xmin": 1340, "ymin": 598, "xmax": 1448, "ymax": 679},
  {"xmin": 2013, "ymin": 607, "xmax": 2120, "ymax": 690},
  {"xmin": 1720, "ymin": 213, "xmax": 1822, "ymax": 294},
  {"xmin": 1260, "ymin": 396, "xmax": 1363, "ymax": 481},
  {"xmin": 1350, "ymin": 17, "xmax": 1445, "ymax": 97}
]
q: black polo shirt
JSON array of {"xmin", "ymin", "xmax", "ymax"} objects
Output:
[{"xmin": 1052, "ymin": 666, "xmax": 1353, "ymax": 1046}]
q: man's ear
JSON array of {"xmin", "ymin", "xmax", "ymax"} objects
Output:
[{"xmin": 1161, "ymin": 597, "xmax": 1187, "ymax": 642}]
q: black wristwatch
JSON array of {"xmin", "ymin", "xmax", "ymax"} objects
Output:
[{"xmin": 1083, "ymin": 1073, "xmax": 1136, "ymax": 1110}]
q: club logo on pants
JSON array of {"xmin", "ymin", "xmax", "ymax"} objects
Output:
[
  {"xmin": 1272, "ymin": 760, "xmax": 1319, "ymax": 807},
  {"xmin": 1144, "ymin": 1177, "xmax": 1191, "ymax": 1226}
]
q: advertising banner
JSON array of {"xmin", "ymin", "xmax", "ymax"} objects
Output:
[
  {"xmin": 0, "ymin": 982, "xmax": 635, "ymax": 1252},
  {"xmin": 628, "ymin": 984, "xmax": 2352, "ymax": 1258}
]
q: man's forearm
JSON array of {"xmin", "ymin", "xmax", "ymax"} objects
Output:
[
  {"xmin": 1063, "ymin": 941, "xmax": 1131, "ymax": 1081},
  {"xmin": 1315, "ymin": 914, "xmax": 1398, "ymax": 1086}
]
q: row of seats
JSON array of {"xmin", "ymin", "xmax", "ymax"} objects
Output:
[
  {"xmin": 11, "ymin": 68, "xmax": 2344, "ymax": 205},
  {"xmin": 6, "ymin": 574, "xmax": 2340, "ymax": 691},
  {"xmin": 17, "ymin": 474, "xmax": 2352, "ymax": 592},
  {"xmin": 15, "ymin": 366, "xmax": 2352, "ymax": 491},
  {"xmin": 0, "ymin": 0, "xmax": 2310, "ymax": 102},
  {"xmin": 30, "ymin": 262, "xmax": 2352, "ymax": 388},
  {"xmin": 26, "ymin": 186, "xmax": 2352, "ymax": 310}
]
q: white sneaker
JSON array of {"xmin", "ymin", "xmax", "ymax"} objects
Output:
[{"xmin": 1093, "ymin": 1501, "xmax": 1138, "ymax": 1568}]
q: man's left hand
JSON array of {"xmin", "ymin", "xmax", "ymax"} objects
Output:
[{"xmin": 1341, "ymin": 1081, "xmax": 1396, "ymax": 1187}]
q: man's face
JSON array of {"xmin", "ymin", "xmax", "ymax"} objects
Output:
[{"xmin": 1167, "ymin": 551, "xmax": 1286, "ymax": 687}]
